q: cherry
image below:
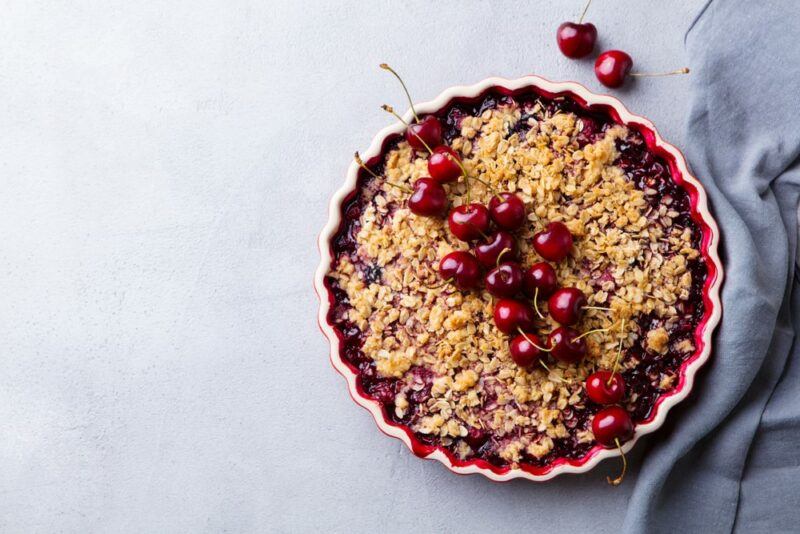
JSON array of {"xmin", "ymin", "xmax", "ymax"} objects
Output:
[
  {"xmin": 465, "ymin": 427, "xmax": 488, "ymax": 450},
  {"xmin": 406, "ymin": 115, "xmax": 442, "ymax": 151},
  {"xmin": 556, "ymin": 0, "xmax": 596, "ymax": 58},
  {"xmin": 548, "ymin": 326, "xmax": 587, "ymax": 363},
  {"xmin": 474, "ymin": 231, "xmax": 518, "ymax": 268},
  {"xmin": 594, "ymin": 50, "xmax": 633, "ymax": 89},
  {"xmin": 594, "ymin": 51, "xmax": 691, "ymax": 88},
  {"xmin": 379, "ymin": 63, "xmax": 444, "ymax": 151},
  {"xmin": 586, "ymin": 370, "xmax": 626, "ymax": 405},
  {"xmin": 548, "ymin": 287, "xmax": 587, "ymax": 326},
  {"xmin": 488, "ymin": 193, "xmax": 526, "ymax": 231},
  {"xmin": 408, "ymin": 178, "xmax": 448, "ymax": 217},
  {"xmin": 428, "ymin": 146, "xmax": 463, "ymax": 183},
  {"xmin": 591, "ymin": 406, "xmax": 633, "ymax": 447},
  {"xmin": 557, "ymin": 22, "xmax": 597, "ymax": 59},
  {"xmin": 493, "ymin": 299, "xmax": 536, "ymax": 334},
  {"xmin": 439, "ymin": 251, "xmax": 482, "ymax": 290},
  {"xmin": 448, "ymin": 203, "xmax": 490, "ymax": 242},
  {"xmin": 485, "ymin": 262, "xmax": 523, "ymax": 298},
  {"xmin": 510, "ymin": 332, "xmax": 545, "ymax": 367},
  {"xmin": 522, "ymin": 262, "xmax": 558, "ymax": 299},
  {"xmin": 533, "ymin": 221, "xmax": 573, "ymax": 262},
  {"xmin": 593, "ymin": 406, "xmax": 634, "ymax": 485}
]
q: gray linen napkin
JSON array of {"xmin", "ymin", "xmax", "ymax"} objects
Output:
[{"xmin": 622, "ymin": 1, "xmax": 800, "ymax": 532}]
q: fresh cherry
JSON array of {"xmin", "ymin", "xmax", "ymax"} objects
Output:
[
  {"xmin": 488, "ymin": 193, "xmax": 526, "ymax": 231},
  {"xmin": 548, "ymin": 287, "xmax": 587, "ymax": 326},
  {"xmin": 509, "ymin": 332, "xmax": 544, "ymax": 367},
  {"xmin": 533, "ymin": 221, "xmax": 573, "ymax": 262},
  {"xmin": 594, "ymin": 51, "xmax": 691, "ymax": 89},
  {"xmin": 448, "ymin": 203, "xmax": 490, "ymax": 242},
  {"xmin": 556, "ymin": 0, "xmax": 596, "ymax": 58},
  {"xmin": 592, "ymin": 406, "xmax": 634, "ymax": 447},
  {"xmin": 493, "ymin": 299, "xmax": 536, "ymax": 334},
  {"xmin": 586, "ymin": 370, "xmax": 626, "ymax": 405},
  {"xmin": 522, "ymin": 262, "xmax": 558, "ymax": 299},
  {"xmin": 439, "ymin": 251, "xmax": 482, "ymax": 290},
  {"xmin": 485, "ymin": 262, "xmax": 524, "ymax": 298},
  {"xmin": 408, "ymin": 178, "xmax": 447, "ymax": 217},
  {"xmin": 406, "ymin": 115, "xmax": 442, "ymax": 151},
  {"xmin": 474, "ymin": 231, "xmax": 518, "ymax": 268},
  {"xmin": 428, "ymin": 146, "xmax": 463, "ymax": 183},
  {"xmin": 557, "ymin": 22, "xmax": 597, "ymax": 59},
  {"xmin": 548, "ymin": 326, "xmax": 587, "ymax": 363},
  {"xmin": 594, "ymin": 50, "xmax": 633, "ymax": 88}
]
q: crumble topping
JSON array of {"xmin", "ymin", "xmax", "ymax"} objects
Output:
[{"xmin": 327, "ymin": 93, "xmax": 707, "ymax": 468}]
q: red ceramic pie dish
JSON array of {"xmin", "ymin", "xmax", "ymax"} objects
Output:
[{"xmin": 315, "ymin": 76, "xmax": 723, "ymax": 481}]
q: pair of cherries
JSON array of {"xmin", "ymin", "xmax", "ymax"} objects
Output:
[
  {"xmin": 587, "ymin": 371, "xmax": 632, "ymax": 447},
  {"xmin": 556, "ymin": 0, "xmax": 689, "ymax": 88}
]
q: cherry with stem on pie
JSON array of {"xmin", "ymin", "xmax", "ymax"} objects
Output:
[
  {"xmin": 379, "ymin": 63, "xmax": 443, "ymax": 150},
  {"xmin": 592, "ymin": 406, "xmax": 634, "ymax": 485},
  {"xmin": 439, "ymin": 251, "xmax": 482, "ymax": 290},
  {"xmin": 448, "ymin": 203, "xmax": 491, "ymax": 242},
  {"xmin": 475, "ymin": 231, "xmax": 518, "ymax": 267},
  {"xmin": 355, "ymin": 152, "xmax": 448, "ymax": 217}
]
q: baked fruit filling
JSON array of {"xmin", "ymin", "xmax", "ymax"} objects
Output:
[{"xmin": 325, "ymin": 89, "xmax": 707, "ymax": 471}]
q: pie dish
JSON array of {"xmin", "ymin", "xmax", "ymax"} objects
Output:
[{"xmin": 315, "ymin": 76, "xmax": 723, "ymax": 481}]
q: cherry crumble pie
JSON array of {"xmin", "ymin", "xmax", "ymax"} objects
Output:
[{"xmin": 324, "ymin": 88, "xmax": 709, "ymax": 472}]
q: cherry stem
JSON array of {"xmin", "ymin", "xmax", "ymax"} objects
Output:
[
  {"xmin": 517, "ymin": 328, "xmax": 552, "ymax": 352},
  {"xmin": 608, "ymin": 318, "xmax": 626, "ymax": 385},
  {"xmin": 629, "ymin": 67, "xmax": 690, "ymax": 78},
  {"xmin": 355, "ymin": 152, "xmax": 412, "ymax": 193},
  {"xmin": 607, "ymin": 438, "xmax": 627, "ymax": 486},
  {"xmin": 495, "ymin": 247, "xmax": 511, "ymax": 268},
  {"xmin": 384, "ymin": 182, "xmax": 412, "ymax": 194},
  {"xmin": 382, "ymin": 105, "xmax": 434, "ymax": 155},
  {"xmin": 578, "ymin": 0, "xmax": 592, "ymax": 23},
  {"xmin": 539, "ymin": 360, "xmax": 567, "ymax": 383},
  {"xmin": 354, "ymin": 152, "xmax": 380, "ymax": 179},
  {"xmin": 533, "ymin": 287, "xmax": 544, "ymax": 319},
  {"xmin": 379, "ymin": 63, "xmax": 419, "ymax": 122},
  {"xmin": 427, "ymin": 277, "xmax": 453, "ymax": 290},
  {"xmin": 574, "ymin": 322, "xmax": 618, "ymax": 341}
]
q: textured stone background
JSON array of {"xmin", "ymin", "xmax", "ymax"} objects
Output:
[{"xmin": 0, "ymin": 1, "xmax": 704, "ymax": 532}]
